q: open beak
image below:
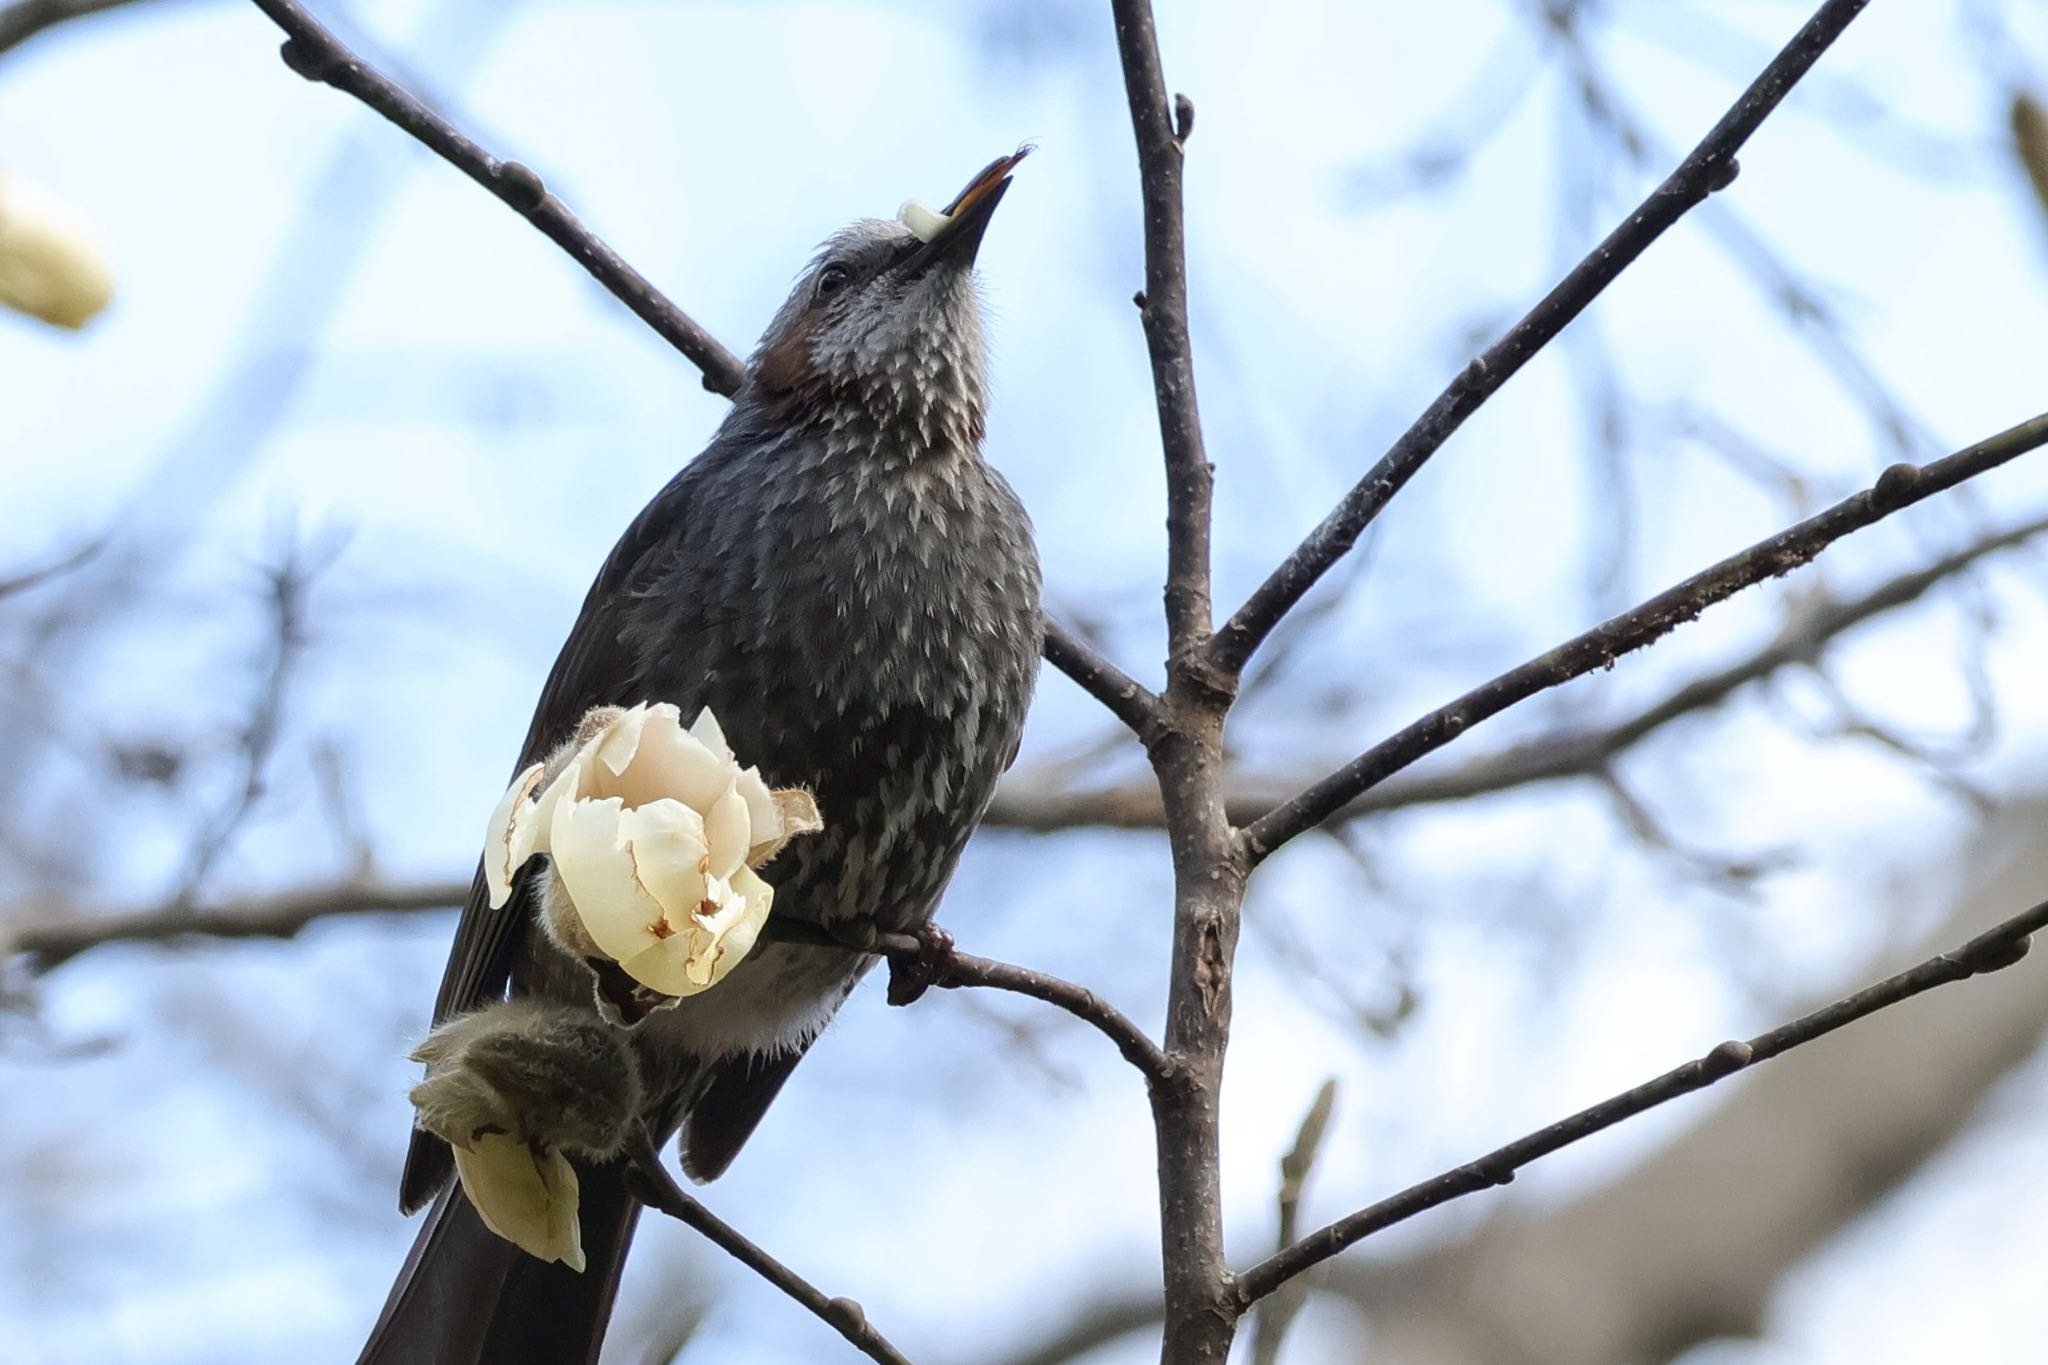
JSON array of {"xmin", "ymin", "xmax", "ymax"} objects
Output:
[{"xmin": 899, "ymin": 146, "xmax": 1030, "ymax": 277}]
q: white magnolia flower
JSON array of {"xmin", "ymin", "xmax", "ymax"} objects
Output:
[
  {"xmin": 0, "ymin": 170, "xmax": 112, "ymax": 330},
  {"xmin": 484, "ymin": 703, "xmax": 820, "ymax": 998},
  {"xmin": 453, "ymin": 1133, "xmax": 585, "ymax": 1271}
]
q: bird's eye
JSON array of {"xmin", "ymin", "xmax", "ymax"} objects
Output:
[{"xmin": 817, "ymin": 263, "xmax": 852, "ymax": 296}]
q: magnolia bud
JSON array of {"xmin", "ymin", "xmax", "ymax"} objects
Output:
[{"xmin": 0, "ymin": 170, "xmax": 112, "ymax": 329}]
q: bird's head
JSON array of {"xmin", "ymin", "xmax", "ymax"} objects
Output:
[{"xmin": 747, "ymin": 149, "xmax": 1028, "ymax": 449}]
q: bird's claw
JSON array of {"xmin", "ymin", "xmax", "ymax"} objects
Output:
[{"xmin": 886, "ymin": 923, "xmax": 956, "ymax": 1006}]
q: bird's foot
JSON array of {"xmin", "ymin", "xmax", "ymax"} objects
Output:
[{"xmin": 886, "ymin": 923, "xmax": 957, "ymax": 1007}]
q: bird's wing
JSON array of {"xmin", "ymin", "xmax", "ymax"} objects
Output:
[{"xmin": 399, "ymin": 473, "xmax": 695, "ymax": 1211}]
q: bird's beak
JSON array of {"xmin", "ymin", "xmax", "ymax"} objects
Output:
[{"xmin": 898, "ymin": 147, "xmax": 1030, "ymax": 278}]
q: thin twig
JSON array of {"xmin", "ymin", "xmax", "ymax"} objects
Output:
[
  {"xmin": 1243, "ymin": 412, "xmax": 2048, "ymax": 862},
  {"xmin": 626, "ymin": 1130, "xmax": 913, "ymax": 1365},
  {"xmin": 244, "ymin": 0, "xmax": 748, "ymax": 394},
  {"xmin": 1233, "ymin": 895, "xmax": 2048, "ymax": 1309},
  {"xmin": 760, "ymin": 919, "xmax": 1170, "ymax": 1083},
  {"xmin": 0, "ymin": 0, "xmax": 148, "ymax": 56},
  {"xmin": 1207, "ymin": 0, "xmax": 1875, "ymax": 677},
  {"xmin": 1110, "ymin": 0, "xmax": 1215, "ymax": 670},
  {"xmin": 0, "ymin": 536, "xmax": 101, "ymax": 602},
  {"xmin": 1042, "ymin": 615, "xmax": 1161, "ymax": 737},
  {"xmin": 9, "ymin": 881, "xmax": 1171, "ymax": 1083},
  {"xmin": 986, "ymin": 507, "xmax": 2048, "ymax": 833},
  {"xmin": 1249, "ymin": 1079, "xmax": 1337, "ymax": 1365},
  {"xmin": 167, "ymin": 548, "xmax": 317, "ymax": 912}
]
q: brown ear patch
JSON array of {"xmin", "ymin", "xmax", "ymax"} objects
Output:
[{"xmin": 752, "ymin": 314, "xmax": 816, "ymax": 397}]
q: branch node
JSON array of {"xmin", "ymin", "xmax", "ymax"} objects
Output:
[
  {"xmin": 1702, "ymin": 1038, "xmax": 1754, "ymax": 1077},
  {"xmin": 1706, "ymin": 155, "xmax": 1742, "ymax": 193},
  {"xmin": 827, "ymin": 1297, "xmax": 869, "ymax": 1333},
  {"xmin": 277, "ymin": 36, "xmax": 336, "ymax": 83},
  {"xmin": 1173, "ymin": 92, "xmax": 1196, "ymax": 144},
  {"xmin": 1133, "ymin": 289, "xmax": 1148, "ymax": 310},
  {"xmin": 1871, "ymin": 461, "xmax": 1923, "ymax": 511},
  {"xmin": 494, "ymin": 160, "xmax": 546, "ymax": 213},
  {"xmin": 1972, "ymin": 934, "xmax": 2031, "ymax": 974}
]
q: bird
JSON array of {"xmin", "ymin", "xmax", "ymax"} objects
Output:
[{"xmin": 358, "ymin": 150, "xmax": 1043, "ymax": 1365}]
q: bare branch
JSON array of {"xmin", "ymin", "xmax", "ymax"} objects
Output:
[
  {"xmin": 1109, "ymin": 7, "xmax": 1246, "ymax": 1363},
  {"xmin": 0, "ymin": 536, "xmax": 100, "ymax": 601},
  {"xmin": 988, "ymin": 508, "xmax": 2048, "ymax": 834},
  {"xmin": 1329, "ymin": 808, "xmax": 2048, "ymax": 1364},
  {"xmin": 1243, "ymin": 413, "xmax": 2048, "ymax": 862},
  {"xmin": 1042, "ymin": 614, "xmax": 1161, "ymax": 737},
  {"xmin": 167, "ymin": 545, "xmax": 320, "ymax": 911},
  {"xmin": 0, "ymin": 0, "xmax": 148, "ymax": 57},
  {"xmin": 244, "ymin": 0, "xmax": 748, "ymax": 394},
  {"xmin": 1207, "ymin": 0, "xmax": 1875, "ymax": 678},
  {"xmin": 625, "ymin": 1130, "xmax": 912, "ymax": 1365},
  {"xmin": 8, "ymin": 878, "xmax": 467, "ymax": 970},
  {"xmin": 1232, "ymin": 894, "xmax": 2048, "ymax": 1310},
  {"xmin": 1249, "ymin": 1079, "xmax": 1338, "ymax": 1365},
  {"xmin": 760, "ymin": 919, "xmax": 1170, "ymax": 1083},
  {"xmin": 1110, "ymin": 0, "xmax": 1215, "ymax": 669},
  {"xmin": 9, "ymin": 880, "xmax": 1171, "ymax": 1083}
]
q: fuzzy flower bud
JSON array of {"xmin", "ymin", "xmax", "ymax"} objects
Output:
[{"xmin": 409, "ymin": 1000, "xmax": 642, "ymax": 1271}]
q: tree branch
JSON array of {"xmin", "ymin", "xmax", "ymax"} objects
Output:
[
  {"xmin": 1206, "ymin": 0, "xmax": 1874, "ymax": 678},
  {"xmin": 625, "ymin": 1130, "xmax": 912, "ymax": 1365},
  {"xmin": 0, "ymin": 0, "xmax": 149, "ymax": 57},
  {"xmin": 1041, "ymin": 615, "xmax": 1161, "ymax": 737},
  {"xmin": 8, "ymin": 881, "xmax": 1171, "ymax": 1084},
  {"xmin": 759, "ymin": 919, "xmax": 1170, "ymax": 1083},
  {"xmin": 243, "ymin": 0, "xmax": 748, "ymax": 394},
  {"xmin": 1243, "ymin": 413, "xmax": 2048, "ymax": 862},
  {"xmin": 1232, "ymin": 893, "xmax": 2048, "ymax": 1310},
  {"xmin": 1109, "ymin": 6, "xmax": 1246, "ymax": 1363},
  {"xmin": 7, "ymin": 878, "xmax": 466, "ymax": 970},
  {"xmin": 1110, "ymin": 1, "xmax": 1213, "ymax": 668}
]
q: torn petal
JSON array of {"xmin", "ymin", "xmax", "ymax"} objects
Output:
[
  {"xmin": 483, "ymin": 762, "xmax": 549, "ymax": 908},
  {"xmin": 897, "ymin": 198, "xmax": 951, "ymax": 244},
  {"xmin": 701, "ymin": 782, "xmax": 752, "ymax": 880},
  {"xmin": 453, "ymin": 1133, "xmax": 586, "ymax": 1271},
  {"xmin": 614, "ymin": 798, "xmax": 712, "ymax": 922}
]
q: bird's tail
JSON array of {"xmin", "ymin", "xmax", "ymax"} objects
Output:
[{"xmin": 356, "ymin": 1158, "xmax": 642, "ymax": 1365}]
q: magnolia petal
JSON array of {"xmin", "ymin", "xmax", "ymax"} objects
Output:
[
  {"xmin": 612, "ymin": 709, "xmax": 728, "ymax": 811},
  {"xmin": 614, "ymin": 870, "xmax": 772, "ymax": 997},
  {"xmin": 683, "ymin": 868, "xmax": 773, "ymax": 990},
  {"xmin": 897, "ymin": 198, "xmax": 951, "ymax": 244},
  {"xmin": 549, "ymin": 794, "xmax": 667, "ymax": 965},
  {"xmin": 708, "ymin": 866, "xmax": 775, "ymax": 985},
  {"xmin": 688, "ymin": 707, "xmax": 734, "ymax": 760},
  {"xmin": 701, "ymin": 782, "xmax": 752, "ymax": 879},
  {"xmin": 483, "ymin": 763, "xmax": 548, "ymax": 909},
  {"xmin": 614, "ymin": 798, "xmax": 713, "ymax": 922},
  {"xmin": 737, "ymin": 768, "xmax": 778, "ymax": 843},
  {"xmin": 453, "ymin": 1133, "xmax": 585, "ymax": 1271},
  {"xmin": 591, "ymin": 702, "xmax": 655, "ymax": 783}
]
